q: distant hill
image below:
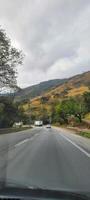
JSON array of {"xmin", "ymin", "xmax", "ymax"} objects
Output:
[
  {"xmin": 45, "ymin": 71, "xmax": 90, "ymax": 98},
  {"xmin": 15, "ymin": 71, "xmax": 90, "ymax": 102},
  {"xmin": 22, "ymin": 71, "xmax": 90, "ymax": 116},
  {"xmin": 14, "ymin": 78, "xmax": 67, "ymax": 102}
]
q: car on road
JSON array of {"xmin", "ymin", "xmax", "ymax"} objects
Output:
[{"xmin": 46, "ymin": 124, "xmax": 51, "ymax": 128}]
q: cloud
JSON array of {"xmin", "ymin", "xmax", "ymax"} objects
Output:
[{"xmin": 0, "ymin": 0, "xmax": 90, "ymax": 87}]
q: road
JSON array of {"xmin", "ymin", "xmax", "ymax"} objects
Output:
[{"xmin": 0, "ymin": 126, "xmax": 90, "ymax": 192}]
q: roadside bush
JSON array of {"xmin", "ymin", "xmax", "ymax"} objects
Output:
[{"xmin": 0, "ymin": 97, "xmax": 28, "ymax": 128}]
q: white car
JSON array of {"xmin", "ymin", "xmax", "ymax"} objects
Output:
[{"xmin": 46, "ymin": 124, "xmax": 51, "ymax": 128}]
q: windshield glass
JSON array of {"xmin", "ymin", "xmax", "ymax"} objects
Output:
[{"xmin": 0, "ymin": 0, "xmax": 90, "ymax": 196}]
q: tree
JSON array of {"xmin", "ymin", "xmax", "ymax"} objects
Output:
[
  {"xmin": 55, "ymin": 101, "xmax": 68, "ymax": 124},
  {"xmin": 0, "ymin": 97, "xmax": 28, "ymax": 128},
  {"xmin": 0, "ymin": 28, "xmax": 23, "ymax": 88},
  {"xmin": 40, "ymin": 96, "xmax": 49, "ymax": 104},
  {"xmin": 74, "ymin": 99, "xmax": 86, "ymax": 122},
  {"xmin": 83, "ymin": 92, "xmax": 90, "ymax": 113},
  {"xmin": 0, "ymin": 97, "xmax": 18, "ymax": 127},
  {"xmin": 62, "ymin": 97, "xmax": 86, "ymax": 123},
  {"xmin": 55, "ymin": 97, "xmax": 86, "ymax": 123},
  {"xmin": 18, "ymin": 106, "xmax": 30, "ymax": 125}
]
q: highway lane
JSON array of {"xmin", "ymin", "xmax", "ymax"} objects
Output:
[
  {"xmin": 0, "ymin": 127, "xmax": 90, "ymax": 192},
  {"xmin": 0, "ymin": 128, "xmax": 41, "ymax": 178}
]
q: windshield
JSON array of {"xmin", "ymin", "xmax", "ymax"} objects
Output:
[{"xmin": 0, "ymin": 0, "xmax": 90, "ymax": 196}]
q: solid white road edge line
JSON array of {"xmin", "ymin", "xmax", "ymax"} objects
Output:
[{"xmin": 60, "ymin": 133, "xmax": 90, "ymax": 158}]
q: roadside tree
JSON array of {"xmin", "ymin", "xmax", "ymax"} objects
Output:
[{"xmin": 0, "ymin": 28, "xmax": 23, "ymax": 89}]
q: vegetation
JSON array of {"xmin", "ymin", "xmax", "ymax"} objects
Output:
[
  {"xmin": 0, "ymin": 28, "xmax": 23, "ymax": 89},
  {"xmin": 0, "ymin": 97, "xmax": 29, "ymax": 128},
  {"xmin": 23, "ymin": 91, "xmax": 90, "ymax": 127},
  {"xmin": 52, "ymin": 92, "xmax": 90, "ymax": 125},
  {"xmin": 0, "ymin": 27, "xmax": 28, "ymax": 129},
  {"xmin": 54, "ymin": 97, "xmax": 86, "ymax": 123},
  {"xmin": 83, "ymin": 92, "xmax": 90, "ymax": 113},
  {"xmin": 85, "ymin": 113, "xmax": 90, "ymax": 120},
  {"xmin": 79, "ymin": 131, "xmax": 90, "ymax": 138},
  {"xmin": 21, "ymin": 71, "xmax": 90, "ymax": 125}
]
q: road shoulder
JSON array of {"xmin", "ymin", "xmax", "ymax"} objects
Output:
[{"xmin": 53, "ymin": 126, "xmax": 90, "ymax": 155}]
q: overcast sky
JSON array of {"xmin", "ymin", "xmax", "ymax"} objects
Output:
[{"xmin": 0, "ymin": 0, "xmax": 90, "ymax": 88}]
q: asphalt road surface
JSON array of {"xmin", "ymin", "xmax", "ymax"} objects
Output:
[{"xmin": 0, "ymin": 126, "xmax": 90, "ymax": 192}]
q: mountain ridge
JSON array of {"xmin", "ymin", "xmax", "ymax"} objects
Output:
[
  {"xmin": 15, "ymin": 78, "xmax": 67, "ymax": 101},
  {"xmin": 15, "ymin": 71, "xmax": 90, "ymax": 102},
  {"xmin": 22, "ymin": 71, "xmax": 90, "ymax": 118}
]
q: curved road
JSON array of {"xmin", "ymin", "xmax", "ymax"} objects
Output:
[{"xmin": 0, "ymin": 127, "xmax": 90, "ymax": 192}]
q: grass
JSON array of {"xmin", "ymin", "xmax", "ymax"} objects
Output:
[
  {"xmin": 53, "ymin": 124, "xmax": 90, "ymax": 139},
  {"xmin": 0, "ymin": 126, "xmax": 32, "ymax": 135},
  {"xmin": 85, "ymin": 113, "xmax": 90, "ymax": 120},
  {"xmin": 79, "ymin": 131, "xmax": 90, "ymax": 138},
  {"xmin": 23, "ymin": 104, "xmax": 29, "ymax": 111},
  {"xmin": 67, "ymin": 86, "xmax": 89, "ymax": 97}
]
